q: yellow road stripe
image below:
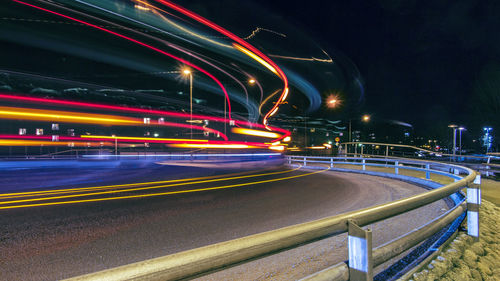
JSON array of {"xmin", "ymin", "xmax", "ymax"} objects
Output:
[
  {"xmin": 0, "ymin": 170, "xmax": 256, "ymax": 199},
  {"xmin": 0, "ymin": 167, "xmax": 328, "ymax": 210},
  {"xmin": 0, "ymin": 167, "xmax": 300, "ymax": 205},
  {"xmin": 0, "ymin": 167, "xmax": 292, "ymax": 199}
]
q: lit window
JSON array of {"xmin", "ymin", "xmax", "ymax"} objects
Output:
[
  {"xmin": 143, "ymin": 118, "xmax": 151, "ymax": 124},
  {"xmin": 158, "ymin": 117, "xmax": 165, "ymax": 124},
  {"xmin": 36, "ymin": 128, "xmax": 44, "ymax": 135},
  {"xmin": 52, "ymin": 123, "xmax": 59, "ymax": 130},
  {"xmin": 19, "ymin": 128, "xmax": 26, "ymax": 135}
]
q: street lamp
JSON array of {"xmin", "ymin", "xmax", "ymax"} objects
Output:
[
  {"xmin": 448, "ymin": 124, "xmax": 458, "ymax": 159},
  {"xmin": 362, "ymin": 115, "xmax": 370, "ymax": 122},
  {"xmin": 182, "ymin": 68, "xmax": 193, "ymax": 139},
  {"xmin": 459, "ymin": 127, "xmax": 466, "ymax": 155},
  {"xmin": 248, "ymin": 78, "xmax": 256, "ymax": 84}
]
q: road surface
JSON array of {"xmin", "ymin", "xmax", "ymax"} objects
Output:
[{"xmin": 0, "ymin": 162, "xmax": 448, "ymax": 280}]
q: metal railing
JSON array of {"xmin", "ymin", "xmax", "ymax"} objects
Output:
[{"xmin": 65, "ymin": 156, "xmax": 480, "ymax": 281}]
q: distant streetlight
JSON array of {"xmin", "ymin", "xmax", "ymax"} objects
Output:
[
  {"xmin": 249, "ymin": 78, "xmax": 256, "ymax": 84},
  {"xmin": 448, "ymin": 124, "xmax": 458, "ymax": 158},
  {"xmin": 182, "ymin": 68, "xmax": 193, "ymax": 139},
  {"xmin": 362, "ymin": 115, "xmax": 370, "ymax": 122},
  {"xmin": 459, "ymin": 127, "xmax": 466, "ymax": 155}
]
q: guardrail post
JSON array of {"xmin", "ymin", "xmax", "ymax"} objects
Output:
[
  {"xmin": 348, "ymin": 219, "xmax": 373, "ymax": 281},
  {"xmin": 395, "ymin": 161, "xmax": 399, "ymax": 175},
  {"xmin": 486, "ymin": 156, "xmax": 491, "ymax": 177},
  {"xmin": 425, "ymin": 164, "xmax": 430, "ymax": 179},
  {"xmin": 288, "ymin": 157, "xmax": 291, "ymax": 165},
  {"xmin": 330, "ymin": 157, "xmax": 333, "ymax": 168},
  {"xmin": 453, "ymin": 169, "xmax": 460, "ymax": 182},
  {"xmin": 467, "ymin": 174, "xmax": 481, "ymax": 242},
  {"xmin": 362, "ymin": 159, "xmax": 366, "ymax": 171},
  {"xmin": 304, "ymin": 156, "xmax": 307, "ymax": 167}
]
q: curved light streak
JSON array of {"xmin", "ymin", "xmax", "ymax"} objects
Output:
[
  {"xmin": 0, "ymin": 106, "xmax": 140, "ymax": 125},
  {"xmin": 0, "ymin": 93, "xmax": 288, "ymax": 141},
  {"xmin": 12, "ymin": 0, "xmax": 233, "ymax": 120},
  {"xmin": 153, "ymin": 0, "xmax": 289, "ymax": 127},
  {"xmin": 74, "ymin": 0, "xmax": 255, "ymax": 116}
]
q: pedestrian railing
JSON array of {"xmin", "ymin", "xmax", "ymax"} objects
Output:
[{"xmin": 65, "ymin": 156, "xmax": 480, "ymax": 281}]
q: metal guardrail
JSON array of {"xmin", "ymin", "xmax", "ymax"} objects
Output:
[{"xmin": 65, "ymin": 156, "xmax": 480, "ymax": 281}]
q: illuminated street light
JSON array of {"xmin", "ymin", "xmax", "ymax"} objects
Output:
[
  {"xmin": 458, "ymin": 127, "xmax": 466, "ymax": 155},
  {"xmin": 249, "ymin": 78, "xmax": 256, "ymax": 84},
  {"xmin": 362, "ymin": 115, "xmax": 370, "ymax": 122},
  {"xmin": 182, "ymin": 68, "xmax": 193, "ymax": 139},
  {"xmin": 326, "ymin": 94, "xmax": 341, "ymax": 109},
  {"xmin": 448, "ymin": 124, "xmax": 458, "ymax": 158}
]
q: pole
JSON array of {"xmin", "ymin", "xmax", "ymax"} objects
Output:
[
  {"xmin": 349, "ymin": 119, "xmax": 352, "ymax": 143},
  {"xmin": 459, "ymin": 130, "xmax": 462, "ymax": 155},
  {"xmin": 452, "ymin": 128, "xmax": 457, "ymax": 160},
  {"xmin": 189, "ymin": 73, "xmax": 193, "ymax": 139},
  {"xmin": 115, "ymin": 137, "xmax": 117, "ymax": 157}
]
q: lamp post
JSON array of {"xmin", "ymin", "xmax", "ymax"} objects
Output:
[
  {"xmin": 183, "ymin": 68, "xmax": 193, "ymax": 139},
  {"xmin": 459, "ymin": 127, "xmax": 466, "ymax": 155},
  {"xmin": 448, "ymin": 124, "xmax": 458, "ymax": 160}
]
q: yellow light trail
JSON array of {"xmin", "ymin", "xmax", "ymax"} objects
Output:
[
  {"xmin": 231, "ymin": 128, "xmax": 281, "ymax": 139},
  {"xmin": 233, "ymin": 43, "xmax": 279, "ymax": 76},
  {"xmin": 0, "ymin": 167, "xmax": 300, "ymax": 205},
  {"xmin": 0, "ymin": 167, "xmax": 329, "ymax": 210},
  {"xmin": 0, "ymin": 107, "xmax": 140, "ymax": 125},
  {"xmin": 80, "ymin": 135, "xmax": 209, "ymax": 143},
  {"xmin": 0, "ymin": 140, "xmax": 112, "ymax": 147},
  {"xmin": 168, "ymin": 143, "xmax": 257, "ymax": 149}
]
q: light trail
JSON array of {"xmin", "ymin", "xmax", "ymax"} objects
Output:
[
  {"xmin": 0, "ymin": 93, "xmax": 291, "ymax": 141},
  {"xmin": 0, "ymin": 167, "xmax": 330, "ymax": 210},
  {"xmin": 153, "ymin": 0, "xmax": 289, "ymax": 127},
  {"xmin": 0, "ymin": 139, "xmax": 111, "ymax": 147},
  {"xmin": 0, "ymin": 106, "xmax": 140, "ymax": 125},
  {"xmin": 0, "ymin": 167, "xmax": 300, "ymax": 206},
  {"xmin": 12, "ymin": 0, "xmax": 233, "ymax": 120},
  {"xmin": 232, "ymin": 128, "xmax": 281, "ymax": 139}
]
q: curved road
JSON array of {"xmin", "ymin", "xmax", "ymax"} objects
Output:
[{"xmin": 0, "ymin": 163, "xmax": 448, "ymax": 280}]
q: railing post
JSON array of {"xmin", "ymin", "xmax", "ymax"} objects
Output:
[
  {"xmin": 303, "ymin": 156, "xmax": 307, "ymax": 167},
  {"xmin": 395, "ymin": 161, "xmax": 399, "ymax": 174},
  {"xmin": 425, "ymin": 164, "xmax": 430, "ymax": 179},
  {"xmin": 362, "ymin": 159, "xmax": 366, "ymax": 171},
  {"xmin": 288, "ymin": 157, "xmax": 291, "ymax": 165},
  {"xmin": 348, "ymin": 219, "xmax": 373, "ymax": 281},
  {"xmin": 453, "ymin": 169, "xmax": 460, "ymax": 182},
  {"xmin": 467, "ymin": 174, "xmax": 481, "ymax": 242},
  {"xmin": 330, "ymin": 157, "xmax": 333, "ymax": 168},
  {"xmin": 486, "ymin": 156, "xmax": 491, "ymax": 177}
]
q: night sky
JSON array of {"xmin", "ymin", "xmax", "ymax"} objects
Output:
[
  {"xmin": 1, "ymin": 0, "xmax": 498, "ymax": 148},
  {"xmin": 247, "ymin": 0, "xmax": 500, "ymax": 142}
]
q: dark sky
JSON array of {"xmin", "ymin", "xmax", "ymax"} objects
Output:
[{"xmin": 249, "ymin": 0, "xmax": 500, "ymax": 140}]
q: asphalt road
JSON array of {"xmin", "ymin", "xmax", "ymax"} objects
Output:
[{"xmin": 0, "ymin": 162, "xmax": 447, "ymax": 280}]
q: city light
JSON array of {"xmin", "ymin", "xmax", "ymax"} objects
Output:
[
  {"xmin": 232, "ymin": 128, "xmax": 281, "ymax": 139},
  {"xmin": 326, "ymin": 94, "xmax": 341, "ymax": 108},
  {"xmin": 362, "ymin": 115, "xmax": 370, "ymax": 122}
]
